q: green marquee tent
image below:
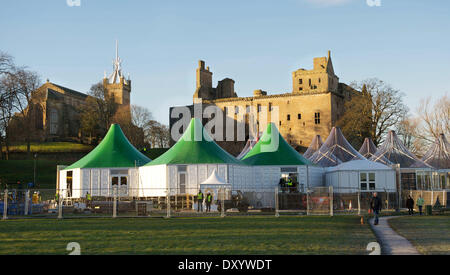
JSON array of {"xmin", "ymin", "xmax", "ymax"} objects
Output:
[
  {"xmin": 65, "ymin": 124, "xmax": 151, "ymax": 170},
  {"xmin": 146, "ymin": 118, "xmax": 241, "ymax": 166},
  {"xmin": 242, "ymin": 123, "xmax": 312, "ymax": 166}
]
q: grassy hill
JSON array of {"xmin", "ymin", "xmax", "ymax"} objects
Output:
[
  {"xmin": 0, "ymin": 160, "xmax": 71, "ymax": 190},
  {"xmin": 3, "ymin": 142, "xmax": 94, "ymax": 153},
  {"xmin": 0, "ymin": 142, "xmax": 169, "ymax": 190}
]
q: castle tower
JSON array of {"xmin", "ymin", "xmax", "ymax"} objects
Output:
[
  {"xmin": 103, "ymin": 40, "xmax": 131, "ymax": 106},
  {"xmin": 193, "ymin": 60, "xmax": 213, "ymax": 100},
  {"xmin": 292, "ymin": 50, "xmax": 339, "ymax": 94}
]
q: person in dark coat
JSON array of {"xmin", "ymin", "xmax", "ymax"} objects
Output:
[
  {"xmin": 406, "ymin": 195, "xmax": 414, "ymax": 215},
  {"xmin": 370, "ymin": 192, "xmax": 382, "ymax": 225}
]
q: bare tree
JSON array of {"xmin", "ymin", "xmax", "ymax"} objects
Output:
[
  {"xmin": 80, "ymin": 82, "xmax": 118, "ymax": 140},
  {"xmin": 342, "ymin": 78, "xmax": 408, "ymax": 146},
  {"xmin": 417, "ymin": 95, "xmax": 450, "ymax": 143},
  {"xmin": 1, "ymin": 69, "xmax": 41, "ymax": 156},
  {"xmin": 131, "ymin": 105, "xmax": 153, "ymax": 129},
  {"xmin": 146, "ymin": 120, "xmax": 170, "ymax": 148},
  {"xmin": 397, "ymin": 116, "xmax": 426, "ymax": 156},
  {"xmin": 0, "ymin": 52, "xmax": 15, "ymax": 76}
]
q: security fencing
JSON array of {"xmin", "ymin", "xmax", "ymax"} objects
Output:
[
  {"xmin": 0, "ymin": 187, "xmax": 405, "ymax": 220},
  {"xmin": 401, "ymin": 190, "xmax": 448, "ymax": 210},
  {"xmin": 332, "ymin": 188, "xmax": 399, "ymax": 215}
]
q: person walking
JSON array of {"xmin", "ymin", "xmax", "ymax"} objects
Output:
[
  {"xmin": 406, "ymin": 195, "xmax": 414, "ymax": 215},
  {"xmin": 197, "ymin": 190, "xmax": 204, "ymax": 212},
  {"xmin": 417, "ymin": 195, "xmax": 425, "ymax": 215},
  {"xmin": 370, "ymin": 192, "xmax": 382, "ymax": 225},
  {"xmin": 205, "ymin": 192, "xmax": 213, "ymax": 213}
]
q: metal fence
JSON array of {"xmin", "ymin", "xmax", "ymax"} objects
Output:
[
  {"xmin": 0, "ymin": 186, "xmax": 421, "ymax": 220},
  {"xmin": 401, "ymin": 190, "xmax": 448, "ymax": 209}
]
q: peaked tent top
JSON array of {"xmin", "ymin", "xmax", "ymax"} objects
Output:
[
  {"xmin": 359, "ymin": 138, "xmax": 378, "ymax": 159},
  {"xmin": 309, "ymin": 127, "xmax": 366, "ymax": 167},
  {"xmin": 145, "ymin": 118, "xmax": 241, "ymax": 166},
  {"xmin": 304, "ymin": 135, "xmax": 324, "ymax": 159},
  {"xmin": 65, "ymin": 124, "xmax": 151, "ymax": 170},
  {"xmin": 201, "ymin": 170, "xmax": 229, "ymax": 185},
  {"xmin": 371, "ymin": 130, "xmax": 432, "ymax": 169},
  {"xmin": 309, "ymin": 143, "xmax": 343, "ymax": 167},
  {"xmin": 242, "ymin": 123, "xmax": 312, "ymax": 166},
  {"xmin": 421, "ymin": 134, "xmax": 450, "ymax": 169}
]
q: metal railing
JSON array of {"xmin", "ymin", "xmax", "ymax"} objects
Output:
[{"xmin": 0, "ymin": 186, "xmax": 419, "ymax": 220}]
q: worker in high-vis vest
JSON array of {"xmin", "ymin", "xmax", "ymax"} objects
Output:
[
  {"xmin": 32, "ymin": 192, "xmax": 39, "ymax": 204},
  {"xmin": 286, "ymin": 178, "xmax": 294, "ymax": 192},
  {"xmin": 55, "ymin": 192, "xmax": 59, "ymax": 203},
  {"xmin": 197, "ymin": 190, "xmax": 204, "ymax": 212},
  {"xmin": 205, "ymin": 192, "xmax": 213, "ymax": 213},
  {"xmin": 86, "ymin": 192, "xmax": 92, "ymax": 208}
]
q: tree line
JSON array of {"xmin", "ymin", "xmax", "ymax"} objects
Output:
[
  {"xmin": 337, "ymin": 78, "xmax": 449, "ymax": 156},
  {"xmin": 0, "ymin": 51, "xmax": 170, "ymax": 160}
]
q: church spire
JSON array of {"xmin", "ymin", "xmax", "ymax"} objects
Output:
[{"xmin": 107, "ymin": 40, "xmax": 127, "ymax": 84}]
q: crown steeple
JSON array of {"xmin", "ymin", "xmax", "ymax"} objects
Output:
[{"xmin": 106, "ymin": 40, "xmax": 128, "ymax": 85}]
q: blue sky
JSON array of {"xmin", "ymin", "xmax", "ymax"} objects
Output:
[{"xmin": 1, "ymin": 0, "xmax": 449, "ymax": 125}]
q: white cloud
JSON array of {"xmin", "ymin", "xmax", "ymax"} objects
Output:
[{"xmin": 305, "ymin": 0, "xmax": 355, "ymax": 7}]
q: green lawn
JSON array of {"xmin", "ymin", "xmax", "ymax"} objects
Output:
[
  {"xmin": 0, "ymin": 160, "xmax": 70, "ymax": 189},
  {"xmin": 389, "ymin": 215, "xmax": 450, "ymax": 255},
  {"xmin": 0, "ymin": 216, "xmax": 376, "ymax": 255},
  {"xmin": 3, "ymin": 142, "xmax": 93, "ymax": 153}
]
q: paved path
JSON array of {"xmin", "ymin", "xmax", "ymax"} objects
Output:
[{"xmin": 370, "ymin": 216, "xmax": 420, "ymax": 255}]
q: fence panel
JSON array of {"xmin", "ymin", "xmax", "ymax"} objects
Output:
[{"xmin": 307, "ymin": 187, "xmax": 332, "ymax": 216}]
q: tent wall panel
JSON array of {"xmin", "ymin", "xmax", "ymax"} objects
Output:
[
  {"xmin": 218, "ymin": 165, "xmax": 227, "ymax": 182},
  {"xmin": 81, "ymin": 169, "xmax": 90, "ymax": 198},
  {"xmin": 307, "ymin": 166, "xmax": 325, "ymax": 188},
  {"xmin": 168, "ymin": 165, "xmax": 177, "ymax": 191},
  {"xmin": 100, "ymin": 169, "xmax": 109, "ymax": 197},
  {"xmin": 91, "ymin": 169, "xmax": 100, "ymax": 196},
  {"xmin": 187, "ymin": 165, "xmax": 198, "ymax": 194},
  {"xmin": 129, "ymin": 168, "xmax": 139, "ymax": 197},
  {"xmin": 72, "ymin": 169, "xmax": 81, "ymax": 198},
  {"xmin": 59, "ymin": 170, "xmax": 67, "ymax": 198},
  {"xmin": 139, "ymin": 165, "xmax": 167, "ymax": 197},
  {"xmin": 198, "ymin": 165, "xmax": 208, "ymax": 185}
]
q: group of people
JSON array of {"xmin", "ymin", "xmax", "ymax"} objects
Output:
[
  {"xmin": 406, "ymin": 195, "xmax": 425, "ymax": 216},
  {"xmin": 196, "ymin": 190, "xmax": 214, "ymax": 212},
  {"xmin": 370, "ymin": 192, "xmax": 427, "ymax": 226}
]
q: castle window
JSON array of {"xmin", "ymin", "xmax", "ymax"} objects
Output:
[
  {"xmin": 269, "ymin": 103, "xmax": 273, "ymax": 112},
  {"xmin": 257, "ymin": 104, "xmax": 261, "ymax": 113},
  {"xmin": 279, "ymin": 121, "xmax": 282, "ymax": 126},
  {"xmin": 235, "ymin": 106, "xmax": 239, "ymax": 114},
  {"xmin": 298, "ymin": 114, "xmax": 302, "ymax": 120},
  {"xmin": 299, "ymin": 79, "xmax": 303, "ymax": 85},
  {"xmin": 309, "ymin": 79, "xmax": 312, "ymax": 86},
  {"xmin": 246, "ymin": 105, "xmax": 250, "ymax": 113},
  {"xmin": 299, "ymin": 87, "xmax": 303, "ymax": 91},
  {"xmin": 319, "ymin": 78, "xmax": 321, "ymax": 83},
  {"xmin": 314, "ymin": 112, "xmax": 321, "ymax": 125},
  {"xmin": 287, "ymin": 115, "xmax": 291, "ymax": 121}
]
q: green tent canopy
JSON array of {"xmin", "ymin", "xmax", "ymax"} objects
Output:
[
  {"xmin": 146, "ymin": 118, "xmax": 241, "ymax": 166},
  {"xmin": 242, "ymin": 123, "xmax": 313, "ymax": 166},
  {"xmin": 65, "ymin": 124, "xmax": 151, "ymax": 170}
]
